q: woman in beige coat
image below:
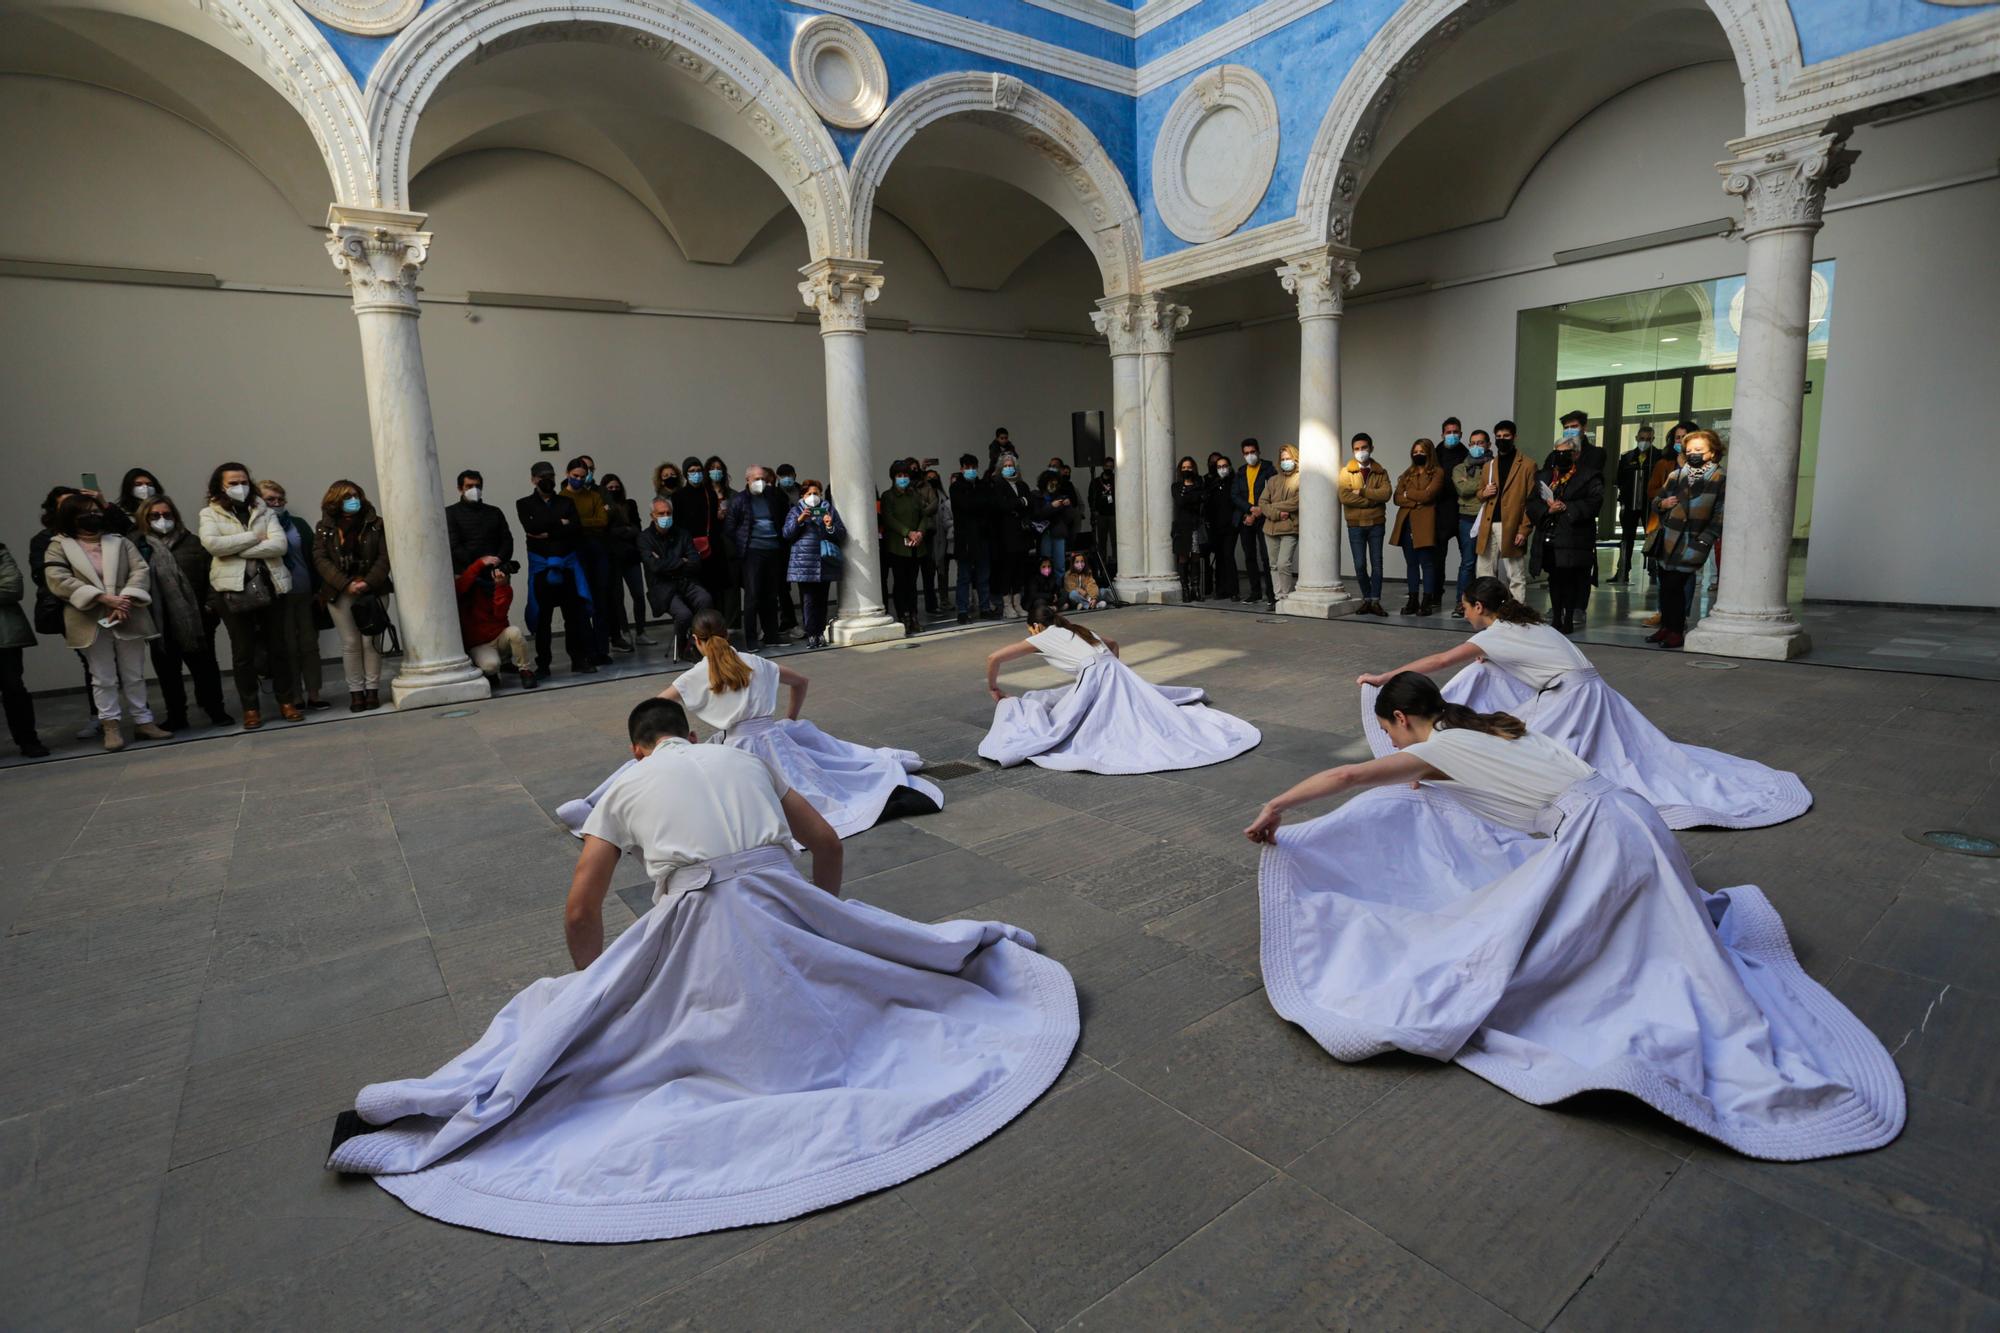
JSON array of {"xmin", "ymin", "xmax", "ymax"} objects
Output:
[
  {"xmin": 43, "ymin": 492, "xmax": 170, "ymax": 751},
  {"xmin": 1258, "ymin": 444, "xmax": 1302, "ymax": 598}
]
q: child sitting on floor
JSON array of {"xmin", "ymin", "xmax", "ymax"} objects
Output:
[{"xmin": 1062, "ymin": 554, "xmax": 1108, "ymax": 610}]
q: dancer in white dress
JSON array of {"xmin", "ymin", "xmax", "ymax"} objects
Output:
[
  {"xmin": 1252, "ymin": 672, "xmax": 1901, "ymax": 1161},
  {"xmin": 558, "ymin": 609, "xmax": 942, "ymax": 839},
  {"xmin": 1357, "ymin": 575, "xmax": 1810, "ymax": 829},
  {"xmin": 329, "ymin": 697, "xmax": 1076, "ymax": 1242},
  {"xmin": 978, "ymin": 603, "xmax": 1260, "ymax": 773}
]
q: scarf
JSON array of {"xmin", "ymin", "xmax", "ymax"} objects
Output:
[{"xmin": 141, "ymin": 532, "xmax": 205, "ymax": 651}]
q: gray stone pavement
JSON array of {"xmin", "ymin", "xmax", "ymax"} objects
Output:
[{"xmin": 1, "ymin": 606, "xmax": 1996, "ymax": 1331}]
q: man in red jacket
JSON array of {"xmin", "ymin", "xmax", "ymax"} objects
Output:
[{"xmin": 457, "ymin": 556, "xmax": 536, "ymax": 689}]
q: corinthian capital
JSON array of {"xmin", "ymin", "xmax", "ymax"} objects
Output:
[
  {"xmin": 1276, "ymin": 246, "xmax": 1360, "ymax": 321},
  {"xmin": 1091, "ymin": 292, "xmax": 1191, "ymax": 357},
  {"xmin": 1719, "ymin": 129, "xmax": 1856, "ymax": 237},
  {"xmin": 325, "ymin": 204, "xmax": 430, "ymax": 315},
  {"xmin": 798, "ymin": 257, "xmax": 885, "ymax": 333}
]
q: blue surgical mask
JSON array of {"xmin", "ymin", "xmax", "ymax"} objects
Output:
[
  {"xmin": 1672, "ymin": 442, "xmax": 1684, "ymax": 454},
  {"xmin": 1468, "ymin": 445, "xmax": 1489, "ymax": 459},
  {"xmin": 655, "ymin": 515, "xmax": 672, "ymax": 529},
  {"xmin": 341, "ymin": 497, "xmax": 361, "ymax": 514},
  {"xmin": 1001, "ymin": 466, "xmax": 1017, "ymax": 479},
  {"xmin": 894, "ymin": 476, "xmax": 910, "ymax": 490},
  {"xmin": 1562, "ymin": 427, "xmax": 1580, "ymax": 440},
  {"xmin": 584, "ymin": 471, "xmax": 596, "ymax": 485},
  {"xmin": 779, "ymin": 476, "xmax": 796, "ymax": 490},
  {"xmin": 706, "ymin": 470, "xmax": 722, "ymax": 484},
  {"xmin": 963, "ymin": 468, "xmax": 978, "ymax": 481},
  {"xmin": 1443, "ymin": 432, "xmax": 1461, "ymax": 446}
]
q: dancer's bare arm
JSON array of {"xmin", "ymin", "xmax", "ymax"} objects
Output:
[
  {"xmin": 1357, "ymin": 641, "xmax": 1481, "ymax": 688},
  {"xmin": 1246, "ymin": 753, "xmax": 1443, "ymax": 843},
  {"xmin": 564, "ymin": 836, "xmax": 622, "ymax": 969},
  {"xmin": 783, "ymin": 790, "xmax": 843, "ymax": 895}
]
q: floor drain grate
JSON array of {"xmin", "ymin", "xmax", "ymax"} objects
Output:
[
  {"xmin": 440, "ymin": 708, "xmax": 480, "ymax": 718},
  {"xmin": 924, "ymin": 760, "xmax": 992, "ymax": 781},
  {"xmin": 1904, "ymin": 828, "xmax": 2000, "ymax": 858},
  {"xmin": 1689, "ymin": 660, "xmax": 1739, "ymax": 670},
  {"xmin": 1257, "ymin": 618, "xmax": 1289, "ymax": 625}
]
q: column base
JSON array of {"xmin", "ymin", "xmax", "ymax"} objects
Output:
[
  {"xmin": 831, "ymin": 613, "xmax": 905, "ymax": 647},
  {"xmin": 1683, "ymin": 610, "xmax": 1812, "ymax": 661},
  {"xmin": 390, "ymin": 661, "xmax": 493, "ymax": 711},
  {"xmin": 1113, "ymin": 575, "xmax": 1182, "ymax": 605},
  {"xmin": 1275, "ymin": 586, "xmax": 1361, "ymax": 619}
]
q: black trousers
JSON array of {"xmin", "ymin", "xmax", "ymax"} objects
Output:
[
  {"xmin": 647, "ymin": 578, "xmax": 712, "ymax": 639},
  {"xmin": 574, "ymin": 539, "xmax": 613, "ymax": 655},
  {"xmin": 1, "ymin": 646, "xmax": 37, "ymax": 748},
  {"xmin": 530, "ymin": 569, "xmax": 593, "ymax": 670},
  {"xmin": 221, "ymin": 604, "xmax": 292, "ymax": 710},
  {"xmin": 1659, "ymin": 570, "xmax": 1694, "ymax": 634},
  {"xmin": 1209, "ymin": 534, "xmax": 1237, "ymax": 599},
  {"xmin": 150, "ymin": 628, "xmax": 227, "ymax": 723},
  {"xmin": 1237, "ymin": 526, "xmax": 1269, "ymax": 599},
  {"xmin": 886, "ymin": 555, "xmax": 922, "ymax": 619},
  {"xmin": 604, "ymin": 558, "xmax": 647, "ymax": 637},
  {"xmin": 1548, "ymin": 565, "xmax": 1592, "ymax": 622},
  {"xmin": 739, "ymin": 549, "xmax": 785, "ymax": 646}
]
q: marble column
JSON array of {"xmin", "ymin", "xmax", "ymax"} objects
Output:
[
  {"xmin": 1686, "ymin": 130, "xmax": 1855, "ymax": 661},
  {"xmin": 799, "ymin": 257, "xmax": 901, "ymax": 646},
  {"xmin": 1274, "ymin": 246, "xmax": 1360, "ymax": 619},
  {"xmin": 1092, "ymin": 292, "xmax": 1189, "ymax": 603},
  {"xmin": 324, "ymin": 205, "xmax": 489, "ymax": 710}
]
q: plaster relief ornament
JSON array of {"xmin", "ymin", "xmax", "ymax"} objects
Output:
[
  {"xmin": 791, "ymin": 15, "xmax": 889, "ymax": 129},
  {"xmin": 1153, "ymin": 64, "xmax": 1280, "ymax": 244},
  {"xmin": 295, "ymin": 0, "xmax": 421, "ymax": 37}
]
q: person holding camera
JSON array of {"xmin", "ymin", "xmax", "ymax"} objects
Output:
[
  {"xmin": 313, "ymin": 479, "xmax": 391, "ymax": 712},
  {"xmin": 456, "ymin": 554, "xmax": 533, "ymax": 690}
]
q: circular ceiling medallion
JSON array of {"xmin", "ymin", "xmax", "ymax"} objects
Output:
[
  {"xmin": 294, "ymin": 0, "xmax": 423, "ymax": 37},
  {"xmin": 1154, "ymin": 64, "xmax": 1279, "ymax": 244},
  {"xmin": 790, "ymin": 16, "xmax": 889, "ymax": 130}
]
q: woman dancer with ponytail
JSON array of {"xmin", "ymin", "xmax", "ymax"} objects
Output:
[
  {"xmin": 1355, "ymin": 575, "xmax": 1809, "ymax": 829},
  {"xmin": 1252, "ymin": 671, "xmax": 1901, "ymax": 1161},
  {"xmin": 559, "ymin": 609, "xmax": 941, "ymax": 837},
  {"xmin": 978, "ymin": 602, "xmax": 1258, "ymax": 773}
]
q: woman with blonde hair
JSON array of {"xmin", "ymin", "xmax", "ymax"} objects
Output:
[
  {"xmin": 1259, "ymin": 444, "xmax": 1302, "ymax": 599},
  {"xmin": 558, "ymin": 608, "xmax": 941, "ymax": 837},
  {"xmin": 312, "ymin": 479, "xmax": 392, "ymax": 711}
]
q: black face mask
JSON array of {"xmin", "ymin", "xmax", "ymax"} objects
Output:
[
  {"xmin": 74, "ymin": 512, "xmax": 105, "ymax": 535},
  {"xmin": 664, "ymin": 476, "xmax": 681, "ymax": 490},
  {"xmin": 536, "ymin": 477, "xmax": 555, "ymax": 494}
]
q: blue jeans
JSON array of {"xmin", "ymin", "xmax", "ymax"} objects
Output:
[
  {"xmin": 956, "ymin": 545, "xmax": 993, "ymax": 614},
  {"xmin": 1039, "ymin": 532, "xmax": 1067, "ymax": 568},
  {"xmin": 1454, "ymin": 514, "xmax": 1479, "ymax": 604},
  {"xmin": 1399, "ymin": 535, "xmax": 1441, "ymax": 601},
  {"xmin": 1347, "ymin": 524, "xmax": 1384, "ymax": 600}
]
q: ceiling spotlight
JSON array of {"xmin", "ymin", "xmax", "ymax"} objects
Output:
[
  {"xmin": 1610, "ymin": 362, "xmax": 1624, "ymax": 368},
  {"xmin": 1660, "ymin": 336, "xmax": 1680, "ymax": 343}
]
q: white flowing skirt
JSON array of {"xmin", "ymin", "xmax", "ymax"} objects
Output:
[
  {"xmin": 558, "ymin": 717, "xmax": 943, "ymax": 841},
  {"xmin": 977, "ymin": 655, "xmax": 1261, "ymax": 774},
  {"xmin": 327, "ymin": 845, "xmax": 1078, "ymax": 1242},
  {"xmin": 1259, "ymin": 776, "xmax": 1903, "ymax": 1161},
  {"xmin": 1365, "ymin": 662, "xmax": 1811, "ymax": 829}
]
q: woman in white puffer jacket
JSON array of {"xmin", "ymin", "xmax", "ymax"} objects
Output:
[{"xmin": 198, "ymin": 460, "xmax": 298, "ymax": 728}]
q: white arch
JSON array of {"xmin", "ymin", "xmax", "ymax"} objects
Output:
[
  {"xmin": 1295, "ymin": 0, "xmax": 1800, "ymax": 244},
  {"xmin": 849, "ymin": 71, "xmax": 1143, "ymax": 297},
  {"xmin": 363, "ymin": 0, "xmax": 852, "ymax": 257}
]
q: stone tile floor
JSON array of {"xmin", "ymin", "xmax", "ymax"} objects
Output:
[{"xmin": 1, "ymin": 606, "xmax": 1996, "ymax": 1330}]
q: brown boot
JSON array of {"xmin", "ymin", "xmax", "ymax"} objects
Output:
[
  {"xmin": 132, "ymin": 721, "xmax": 173, "ymax": 741},
  {"xmin": 101, "ymin": 719, "xmax": 125, "ymax": 752},
  {"xmin": 363, "ymin": 689, "xmax": 381, "ymax": 711},
  {"xmin": 280, "ymin": 703, "xmax": 305, "ymax": 722},
  {"xmin": 242, "ymin": 708, "xmax": 263, "ymax": 731},
  {"xmin": 349, "ymin": 691, "xmax": 367, "ymax": 713}
]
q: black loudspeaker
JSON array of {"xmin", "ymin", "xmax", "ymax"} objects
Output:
[{"xmin": 1071, "ymin": 410, "xmax": 1106, "ymax": 467}]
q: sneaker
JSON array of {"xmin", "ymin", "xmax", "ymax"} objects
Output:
[
  {"xmin": 306, "ymin": 696, "xmax": 333, "ymax": 712},
  {"xmin": 610, "ymin": 635, "xmax": 634, "ymax": 653},
  {"xmin": 1642, "ymin": 612, "xmax": 1663, "ymax": 627},
  {"xmin": 634, "ymin": 632, "xmax": 658, "ymax": 646},
  {"xmin": 74, "ymin": 720, "xmax": 101, "ymax": 741}
]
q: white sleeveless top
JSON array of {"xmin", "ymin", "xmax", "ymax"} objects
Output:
[
  {"xmin": 673, "ymin": 654, "xmax": 781, "ymax": 733},
  {"xmin": 1469, "ymin": 620, "xmax": 1593, "ymax": 690},
  {"xmin": 1030, "ymin": 625, "xmax": 1110, "ymax": 677},
  {"xmin": 1405, "ymin": 724, "xmax": 1594, "ymax": 832}
]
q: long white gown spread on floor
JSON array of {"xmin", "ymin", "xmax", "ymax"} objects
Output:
[
  {"xmin": 1363, "ymin": 621, "xmax": 1811, "ymax": 829},
  {"xmin": 1263, "ymin": 696, "xmax": 1903, "ymax": 1161},
  {"xmin": 977, "ymin": 626, "xmax": 1260, "ymax": 774},
  {"xmin": 557, "ymin": 655, "xmax": 943, "ymax": 840},
  {"xmin": 330, "ymin": 745, "xmax": 1077, "ymax": 1243}
]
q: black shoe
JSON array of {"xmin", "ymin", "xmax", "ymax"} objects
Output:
[
  {"xmin": 957, "ymin": 613, "xmax": 970, "ymax": 624},
  {"xmin": 591, "ymin": 654, "xmax": 614, "ymax": 667},
  {"xmin": 518, "ymin": 669, "xmax": 539, "ymax": 689},
  {"xmin": 609, "ymin": 635, "xmax": 633, "ymax": 653},
  {"xmin": 165, "ymin": 714, "xmax": 191, "ymax": 734},
  {"xmin": 575, "ymin": 663, "xmax": 599, "ymax": 675},
  {"xmin": 537, "ymin": 662, "xmax": 554, "ymax": 678},
  {"xmin": 207, "ymin": 710, "xmax": 235, "ymax": 727},
  {"xmin": 1398, "ymin": 598, "xmax": 1419, "ymax": 615},
  {"xmin": 1451, "ymin": 606, "xmax": 1466, "ymax": 620},
  {"xmin": 742, "ymin": 640, "xmax": 762, "ymax": 653},
  {"xmin": 18, "ymin": 739, "xmax": 49, "ymax": 758},
  {"xmin": 306, "ymin": 697, "xmax": 334, "ymax": 712}
]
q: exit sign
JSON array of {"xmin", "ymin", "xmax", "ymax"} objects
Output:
[{"xmin": 1634, "ymin": 402, "xmax": 1652, "ymax": 413}]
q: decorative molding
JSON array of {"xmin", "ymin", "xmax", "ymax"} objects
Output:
[
  {"xmin": 1091, "ymin": 291, "xmax": 1191, "ymax": 356},
  {"xmin": 1137, "ymin": 0, "xmax": 1340, "ymax": 94},
  {"xmin": 325, "ymin": 204, "xmax": 430, "ymax": 315},
  {"xmin": 799, "ymin": 257, "xmax": 885, "ymax": 333},
  {"xmin": 294, "ymin": 0, "xmax": 423, "ymax": 37},
  {"xmin": 849, "ymin": 71, "xmax": 1143, "ymax": 297},
  {"xmin": 1134, "ymin": 0, "xmax": 1207, "ymax": 39},
  {"xmin": 790, "ymin": 15, "xmax": 890, "ymax": 129},
  {"xmin": 1015, "ymin": 0, "xmax": 1137, "ymax": 37},
  {"xmin": 1152, "ymin": 63, "xmax": 1279, "ymax": 244},
  {"xmin": 1276, "ymin": 246, "xmax": 1359, "ymax": 320},
  {"xmin": 1719, "ymin": 128, "xmax": 1856, "ymax": 235},
  {"xmin": 796, "ymin": 0, "xmax": 1135, "ymax": 95},
  {"xmin": 363, "ymin": 2, "xmax": 853, "ymax": 259}
]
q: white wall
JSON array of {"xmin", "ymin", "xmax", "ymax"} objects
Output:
[
  {"xmin": 1174, "ymin": 63, "xmax": 2000, "ymax": 607},
  {"xmin": 0, "ymin": 77, "xmax": 1111, "ymax": 692}
]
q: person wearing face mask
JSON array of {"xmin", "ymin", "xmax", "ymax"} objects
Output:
[
  {"xmin": 517, "ymin": 460, "xmax": 597, "ymax": 680},
  {"xmin": 774, "ymin": 464, "xmax": 804, "ymax": 637},
  {"xmin": 1062, "ymin": 552, "xmax": 1108, "ymax": 611},
  {"xmin": 558, "ymin": 458, "xmax": 616, "ymax": 662},
  {"xmin": 45, "ymin": 492, "xmax": 169, "ymax": 750},
  {"xmin": 1228, "ymin": 439, "xmax": 1272, "ymax": 604},
  {"xmin": 1471, "ymin": 421, "xmax": 1535, "ymax": 605},
  {"xmin": 948, "ymin": 454, "xmax": 997, "ymax": 623},
  {"xmin": 723, "ymin": 466, "xmax": 791, "ymax": 651},
  {"xmin": 1170, "ymin": 456, "xmax": 1208, "ymax": 602},
  {"xmin": 1259, "ymin": 444, "xmax": 1302, "ymax": 599},
  {"xmin": 1390, "ymin": 439, "xmax": 1447, "ymax": 616},
  {"xmin": 447, "ymin": 469, "xmax": 515, "ymax": 575},
  {"xmin": 1640, "ymin": 421, "xmax": 1697, "ymax": 626},
  {"xmin": 134, "ymin": 495, "xmax": 230, "ymax": 732},
  {"xmin": 638, "ymin": 496, "xmax": 711, "ymax": 659},
  {"xmin": 312, "ymin": 480, "xmax": 391, "ymax": 711},
  {"xmin": 1558, "ymin": 409, "xmax": 1604, "ymax": 477},
  {"xmin": 1433, "ymin": 418, "xmax": 1469, "ymax": 593},
  {"xmin": 1613, "ymin": 426, "xmax": 1666, "ymax": 585},
  {"xmin": 200, "ymin": 461, "xmax": 298, "ymax": 728},
  {"xmin": 258, "ymin": 479, "xmax": 330, "ymax": 716},
  {"xmin": 1449, "ymin": 431, "xmax": 1493, "ymax": 616},
  {"xmin": 879, "ymin": 462, "xmax": 932, "ymax": 636},
  {"xmin": 1203, "ymin": 453, "xmax": 1239, "ymax": 600},
  {"xmin": 1032, "ymin": 469, "xmax": 1075, "ymax": 582},
  {"xmin": 779, "ymin": 479, "xmax": 844, "ymax": 649},
  {"xmin": 597, "ymin": 474, "xmax": 651, "ymax": 651},
  {"xmin": 988, "ymin": 454, "xmax": 1034, "ymax": 617},
  {"xmin": 113, "ymin": 468, "xmax": 162, "ymax": 536},
  {"xmin": 1338, "ymin": 434, "xmax": 1392, "ymax": 615},
  {"xmin": 0, "ymin": 537, "xmax": 47, "ymax": 757},
  {"xmin": 1647, "ymin": 429, "xmax": 1725, "ymax": 650},
  {"xmin": 455, "ymin": 549, "xmax": 534, "ymax": 691},
  {"xmin": 1088, "ymin": 465, "xmax": 1117, "ymax": 580},
  {"xmin": 1528, "ymin": 431, "xmax": 1604, "ymax": 634},
  {"xmin": 1025, "ymin": 553, "xmax": 1063, "ymax": 611},
  {"xmin": 925, "ymin": 468, "xmax": 954, "ymax": 615},
  {"xmin": 700, "ymin": 456, "xmax": 741, "ymax": 632}
]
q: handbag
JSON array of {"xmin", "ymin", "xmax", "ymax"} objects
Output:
[
  {"xmin": 215, "ymin": 560, "xmax": 274, "ymax": 616},
  {"xmin": 818, "ymin": 536, "xmax": 844, "ymax": 571},
  {"xmin": 33, "ymin": 588, "xmax": 64, "ymax": 636},
  {"xmin": 348, "ymin": 590, "xmax": 392, "ymax": 637}
]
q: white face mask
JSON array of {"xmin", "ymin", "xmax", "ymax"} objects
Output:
[
  {"xmin": 149, "ymin": 517, "xmax": 174, "ymax": 534},
  {"xmin": 225, "ymin": 483, "xmax": 250, "ymax": 503},
  {"xmin": 750, "ymin": 479, "xmax": 767, "ymax": 495},
  {"xmin": 1353, "ymin": 450, "xmax": 1372, "ymax": 464},
  {"xmin": 1243, "ymin": 452, "xmax": 1259, "ymax": 465},
  {"xmin": 132, "ymin": 484, "xmax": 156, "ymax": 502},
  {"xmin": 802, "ymin": 492, "xmax": 822, "ymax": 508},
  {"xmin": 1217, "ymin": 465, "xmax": 1231, "ymax": 477},
  {"xmin": 1279, "ymin": 458, "xmax": 1296, "ymax": 473},
  {"xmin": 462, "ymin": 486, "xmax": 482, "ymax": 504}
]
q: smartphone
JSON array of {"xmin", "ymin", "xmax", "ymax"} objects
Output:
[{"xmin": 81, "ymin": 471, "xmax": 100, "ymax": 494}]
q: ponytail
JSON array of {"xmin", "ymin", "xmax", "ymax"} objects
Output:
[
  {"xmin": 1025, "ymin": 600, "xmax": 1100, "ymax": 646},
  {"xmin": 690, "ymin": 608, "xmax": 753, "ymax": 694},
  {"xmin": 1374, "ymin": 671, "xmax": 1526, "ymax": 740},
  {"xmin": 1463, "ymin": 575, "xmax": 1542, "ymax": 626}
]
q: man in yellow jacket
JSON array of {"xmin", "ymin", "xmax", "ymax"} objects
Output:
[{"xmin": 1337, "ymin": 433, "xmax": 1393, "ymax": 615}]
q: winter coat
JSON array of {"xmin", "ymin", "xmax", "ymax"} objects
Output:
[
  {"xmin": 446, "ymin": 498, "xmax": 514, "ymax": 573},
  {"xmin": 1258, "ymin": 469, "xmax": 1301, "ymax": 536},
  {"xmin": 1472, "ymin": 447, "xmax": 1537, "ymax": 559},
  {"xmin": 133, "ymin": 528, "xmax": 206, "ymax": 652},
  {"xmin": 1434, "ymin": 441, "xmax": 1470, "ymax": 527},
  {"xmin": 638, "ymin": 522, "xmax": 702, "ymax": 611},
  {"xmin": 198, "ymin": 500, "xmax": 292, "ymax": 595},
  {"xmin": 1649, "ymin": 463, "xmax": 1725, "ymax": 573},
  {"xmin": 991, "ymin": 477, "xmax": 1036, "ymax": 555},
  {"xmin": 1202, "ymin": 472, "xmax": 1238, "ymax": 537},
  {"xmin": 1170, "ymin": 478, "xmax": 1207, "ymax": 544},
  {"xmin": 949, "ymin": 474, "xmax": 995, "ymax": 549},
  {"xmin": 45, "ymin": 534, "xmax": 156, "ymax": 648},
  {"xmin": 1337, "ymin": 460, "xmax": 1392, "ymax": 527},
  {"xmin": 880, "ymin": 485, "xmax": 932, "ymax": 558},
  {"xmin": 1528, "ymin": 459, "xmax": 1604, "ymax": 571},
  {"xmin": 1615, "ymin": 447, "xmax": 1668, "ymax": 521},
  {"xmin": 0, "ymin": 542, "xmax": 33, "ymax": 649},
  {"xmin": 455, "ymin": 562, "xmax": 514, "ymax": 649},
  {"xmin": 723, "ymin": 488, "xmax": 789, "ymax": 559},
  {"xmin": 782, "ymin": 501, "xmax": 847, "ymax": 583},
  {"xmin": 1389, "ymin": 464, "xmax": 1446, "ymax": 547},
  {"xmin": 1451, "ymin": 459, "xmax": 1487, "ymax": 518},
  {"xmin": 1229, "ymin": 464, "xmax": 1268, "ymax": 529},
  {"xmin": 313, "ymin": 513, "xmax": 391, "ymax": 595},
  {"xmin": 1062, "ymin": 569, "xmax": 1101, "ymax": 604},
  {"xmin": 604, "ymin": 495, "xmax": 643, "ymax": 568}
]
